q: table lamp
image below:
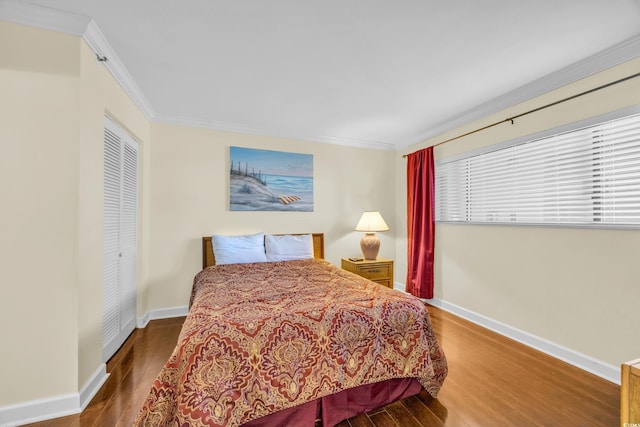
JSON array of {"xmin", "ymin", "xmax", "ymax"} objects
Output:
[{"xmin": 355, "ymin": 211, "xmax": 389, "ymax": 260}]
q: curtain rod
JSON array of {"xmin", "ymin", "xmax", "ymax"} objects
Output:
[{"xmin": 402, "ymin": 70, "xmax": 640, "ymax": 158}]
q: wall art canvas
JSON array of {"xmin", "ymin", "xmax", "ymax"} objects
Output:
[{"xmin": 230, "ymin": 146, "xmax": 313, "ymax": 211}]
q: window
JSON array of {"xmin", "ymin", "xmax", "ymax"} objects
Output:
[{"xmin": 436, "ymin": 108, "xmax": 640, "ymax": 228}]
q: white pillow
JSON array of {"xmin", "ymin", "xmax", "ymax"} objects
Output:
[
  {"xmin": 265, "ymin": 234, "xmax": 314, "ymax": 262},
  {"xmin": 211, "ymin": 232, "xmax": 268, "ymax": 265}
]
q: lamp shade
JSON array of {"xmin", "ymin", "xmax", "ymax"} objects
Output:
[
  {"xmin": 355, "ymin": 211, "xmax": 389, "ymax": 260},
  {"xmin": 355, "ymin": 211, "xmax": 389, "ymax": 232}
]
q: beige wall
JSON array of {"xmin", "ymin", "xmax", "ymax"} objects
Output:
[
  {"xmin": 145, "ymin": 123, "xmax": 396, "ymax": 312},
  {"xmin": 5, "ymin": 11, "xmax": 635, "ymax": 415},
  {"xmin": 396, "ymin": 57, "xmax": 640, "ymax": 368},
  {"xmin": 0, "ymin": 21, "xmax": 150, "ymax": 407},
  {"xmin": 0, "ymin": 19, "xmax": 394, "ymax": 410},
  {"xmin": 77, "ymin": 41, "xmax": 150, "ymax": 389},
  {"xmin": 0, "ymin": 22, "xmax": 80, "ymax": 405}
]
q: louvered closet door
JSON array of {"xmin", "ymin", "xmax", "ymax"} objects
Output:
[{"xmin": 103, "ymin": 116, "xmax": 138, "ymax": 362}]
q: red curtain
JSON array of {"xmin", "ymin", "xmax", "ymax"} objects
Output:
[{"xmin": 406, "ymin": 147, "xmax": 435, "ymax": 299}]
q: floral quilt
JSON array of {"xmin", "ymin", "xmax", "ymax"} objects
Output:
[{"xmin": 135, "ymin": 259, "xmax": 447, "ymax": 426}]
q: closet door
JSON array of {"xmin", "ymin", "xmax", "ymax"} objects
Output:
[{"xmin": 103, "ymin": 116, "xmax": 138, "ymax": 362}]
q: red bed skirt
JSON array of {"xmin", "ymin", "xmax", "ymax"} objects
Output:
[{"xmin": 243, "ymin": 377, "xmax": 423, "ymax": 427}]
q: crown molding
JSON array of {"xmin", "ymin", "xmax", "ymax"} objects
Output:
[
  {"xmin": 82, "ymin": 20, "xmax": 155, "ymax": 120},
  {"xmin": 405, "ymin": 33, "xmax": 640, "ymax": 149},
  {"xmin": 1, "ymin": 0, "xmax": 385, "ymax": 149},
  {"xmin": 154, "ymin": 114, "xmax": 397, "ymax": 151},
  {"xmin": 0, "ymin": 0, "xmax": 89, "ymax": 34},
  {"xmin": 0, "ymin": 0, "xmax": 155, "ymax": 121},
  {"xmin": 4, "ymin": 0, "xmax": 638, "ymax": 151}
]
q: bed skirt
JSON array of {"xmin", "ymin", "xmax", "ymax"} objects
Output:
[{"xmin": 244, "ymin": 378, "xmax": 423, "ymax": 427}]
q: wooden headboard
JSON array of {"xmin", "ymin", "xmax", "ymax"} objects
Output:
[{"xmin": 202, "ymin": 233, "xmax": 325, "ymax": 269}]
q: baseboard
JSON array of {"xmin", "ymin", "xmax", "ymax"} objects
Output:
[
  {"xmin": 0, "ymin": 307, "xmax": 188, "ymax": 426},
  {"xmin": 2, "ymin": 296, "xmax": 617, "ymax": 425},
  {"xmin": 136, "ymin": 305, "xmax": 189, "ymax": 328},
  {"xmin": 426, "ymin": 297, "xmax": 620, "ymax": 385},
  {"xmin": 0, "ymin": 364, "xmax": 108, "ymax": 427},
  {"xmin": 79, "ymin": 364, "xmax": 109, "ymax": 410}
]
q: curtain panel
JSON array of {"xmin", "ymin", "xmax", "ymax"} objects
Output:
[{"xmin": 406, "ymin": 147, "xmax": 435, "ymax": 299}]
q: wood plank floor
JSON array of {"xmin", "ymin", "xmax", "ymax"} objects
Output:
[{"xmin": 25, "ymin": 305, "xmax": 619, "ymax": 426}]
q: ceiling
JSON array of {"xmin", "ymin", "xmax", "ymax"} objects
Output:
[{"xmin": 7, "ymin": 0, "xmax": 640, "ymax": 149}]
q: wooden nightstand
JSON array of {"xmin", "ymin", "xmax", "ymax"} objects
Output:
[
  {"xmin": 341, "ymin": 258, "xmax": 394, "ymax": 289},
  {"xmin": 622, "ymin": 358, "xmax": 640, "ymax": 426}
]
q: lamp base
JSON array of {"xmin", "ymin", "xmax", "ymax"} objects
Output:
[{"xmin": 360, "ymin": 233, "xmax": 380, "ymax": 260}]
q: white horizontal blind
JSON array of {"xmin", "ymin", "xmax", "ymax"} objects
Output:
[{"xmin": 436, "ymin": 110, "xmax": 640, "ymax": 227}]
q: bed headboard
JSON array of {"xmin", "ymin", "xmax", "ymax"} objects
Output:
[{"xmin": 202, "ymin": 233, "xmax": 325, "ymax": 269}]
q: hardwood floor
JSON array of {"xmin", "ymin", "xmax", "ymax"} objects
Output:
[{"xmin": 24, "ymin": 305, "xmax": 619, "ymax": 426}]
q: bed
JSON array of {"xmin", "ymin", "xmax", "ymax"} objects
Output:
[{"xmin": 135, "ymin": 233, "xmax": 447, "ymax": 426}]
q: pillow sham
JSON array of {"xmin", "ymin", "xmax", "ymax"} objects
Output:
[
  {"xmin": 211, "ymin": 232, "xmax": 268, "ymax": 265},
  {"xmin": 265, "ymin": 234, "xmax": 314, "ymax": 262}
]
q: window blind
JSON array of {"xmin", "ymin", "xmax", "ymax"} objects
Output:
[{"xmin": 436, "ymin": 109, "xmax": 640, "ymax": 228}]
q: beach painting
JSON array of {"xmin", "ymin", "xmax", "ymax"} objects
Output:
[{"xmin": 229, "ymin": 146, "xmax": 313, "ymax": 211}]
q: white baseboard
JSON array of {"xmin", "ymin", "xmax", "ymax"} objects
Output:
[
  {"xmin": 426, "ymin": 297, "xmax": 620, "ymax": 385},
  {"xmin": 79, "ymin": 364, "xmax": 109, "ymax": 410},
  {"xmin": 136, "ymin": 305, "xmax": 189, "ymax": 329},
  {"xmin": 3, "ymin": 297, "xmax": 616, "ymax": 425},
  {"xmin": 0, "ymin": 364, "xmax": 108, "ymax": 427},
  {"xmin": 1, "ymin": 304, "xmax": 191, "ymax": 427}
]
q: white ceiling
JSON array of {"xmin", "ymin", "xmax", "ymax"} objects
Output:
[{"xmin": 6, "ymin": 0, "xmax": 640, "ymax": 149}]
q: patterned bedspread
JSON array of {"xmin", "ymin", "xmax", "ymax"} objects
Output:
[{"xmin": 135, "ymin": 259, "xmax": 447, "ymax": 426}]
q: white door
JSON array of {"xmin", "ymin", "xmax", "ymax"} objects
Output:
[{"xmin": 103, "ymin": 116, "xmax": 138, "ymax": 361}]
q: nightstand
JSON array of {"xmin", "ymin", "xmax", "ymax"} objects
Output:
[
  {"xmin": 341, "ymin": 258, "xmax": 394, "ymax": 289},
  {"xmin": 622, "ymin": 358, "xmax": 640, "ymax": 425}
]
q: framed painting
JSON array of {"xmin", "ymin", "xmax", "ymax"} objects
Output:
[{"xmin": 229, "ymin": 146, "xmax": 313, "ymax": 211}]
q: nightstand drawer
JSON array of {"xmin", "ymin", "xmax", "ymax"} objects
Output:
[
  {"xmin": 341, "ymin": 258, "xmax": 394, "ymax": 289},
  {"xmin": 373, "ymin": 279, "xmax": 392, "ymax": 288},
  {"xmin": 357, "ymin": 264, "xmax": 391, "ymax": 281}
]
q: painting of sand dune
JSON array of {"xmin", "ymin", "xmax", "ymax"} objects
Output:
[{"xmin": 230, "ymin": 146, "xmax": 313, "ymax": 212}]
